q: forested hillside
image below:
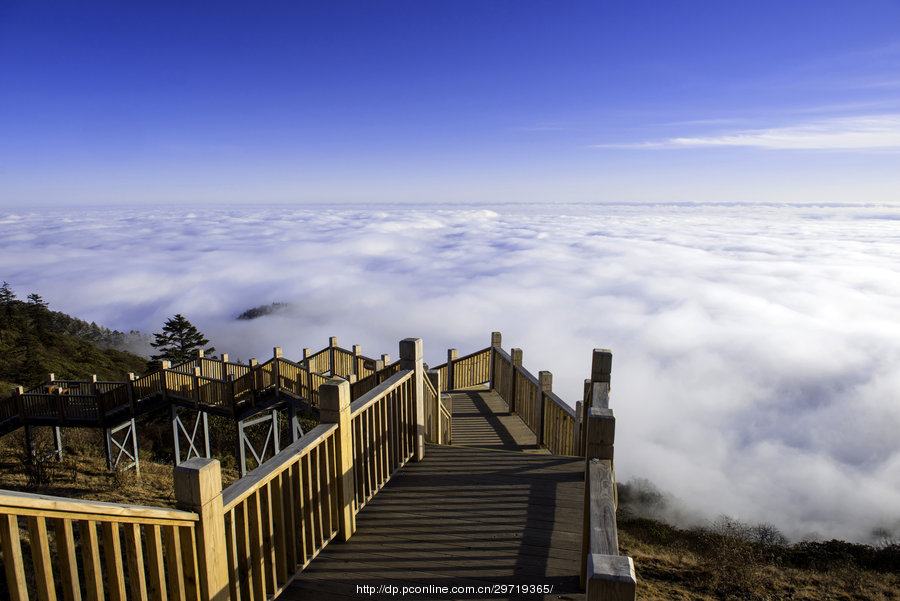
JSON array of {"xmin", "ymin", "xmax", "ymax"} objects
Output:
[{"xmin": 0, "ymin": 282, "xmax": 148, "ymax": 398}]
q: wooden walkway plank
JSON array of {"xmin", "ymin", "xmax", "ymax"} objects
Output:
[
  {"xmin": 282, "ymin": 441, "xmax": 584, "ymax": 601},
  {"xmin": 446, "ymin": 390, "xmax": 549, "ymax": 453}
]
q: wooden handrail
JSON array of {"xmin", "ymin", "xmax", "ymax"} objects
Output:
[
  {"xmin": 0, "ymin": 490, "xmax": 198, "ymax": 525},
  {"xmin": 350, "ymin": 370, "xmax": 412, "ymax": 418},
  {"xmin": 222, "ymin": 423, "xmax": 338, "ymax": 512}
]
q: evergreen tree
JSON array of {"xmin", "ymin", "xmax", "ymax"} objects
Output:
[
  {"xmin": 26, "ymin": 293, "xmax": 50, "ymax": 339},
  {"xmin": 149, "ymin": 314, "xmax": 215, "ymax": 370},
  {"xmin": 0, "ymin": 281, "xmax": 14, "ymax": 340}
]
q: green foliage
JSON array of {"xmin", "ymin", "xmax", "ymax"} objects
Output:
[
  {"xmin": 148, "ymin": 314, "xmax": 215, "ymax": 370},
  {"xmin": 0, "ymin": 284, "xmax": 147, "ymax": 397}
]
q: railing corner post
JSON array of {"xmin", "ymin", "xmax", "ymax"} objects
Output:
[
  {"xmin": 320, "ymin": 379, "xmax": 356, "ymax": 541},
  {"xmin": 173, "ymin": 457, "xmax": 230, "ymax": 601},
  {"xmin": 401, "ymin": 338, "xmax": 425, "ymax": 461}
]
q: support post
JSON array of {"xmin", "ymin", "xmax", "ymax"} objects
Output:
[
  {"xmin": 319, "ymin": 379, "xmax": 356, "ymax": 541},
  {"xmin": 173, "ymin": 458, "xmax": 230, "ymax": 601},
  {"xmin": 537, "ymin": 371, "xmax": 551, "ymax": 447},
  {"xmin": 401, "ymin": 338, "xmax": 425, "ymax": 461},
  {"xmin": 510, "ymin": 348, "xmax": 523, "ymax": 414},
  {"xmin": 447, "ymin": 348, "xmax": 458, "ymax": 391}
]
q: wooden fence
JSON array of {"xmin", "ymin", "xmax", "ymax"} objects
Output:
[
  {"xmin": 2, "ymin": 337, "xmax": 388, "ymax": 434},
  {"xmin": 0, "ymin": 489, "xmax": 203, "ymax": 601},
  {"xmin": 580, "ymin": 349, "xmax": 636, "ymax": 600},
  {"xmin": 441, "ymin": 333, "xmax": 580, "ymax": 457},
  {"xmin": 0, "ymin": 338, "xmax": 426, "ymax": 601}
]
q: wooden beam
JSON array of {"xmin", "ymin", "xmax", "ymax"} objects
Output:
[
  {"xmin": 173, "ymin": 458, "xmax": 230, "ymax": 601},
  {"xmin": 319, "ymin": 379, "xmax": 356, "ymax": 542}
]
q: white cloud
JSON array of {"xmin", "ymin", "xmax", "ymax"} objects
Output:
[
  {"xmin": 600, "ymin": 114, "xmax": 900, "ymax": 150},
  {"xmin": 2, "ymin": 202, "xmax": 900, "ymax": 542}
]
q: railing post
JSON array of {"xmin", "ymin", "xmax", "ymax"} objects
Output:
[
  {"xmin": 191, "ymin": 366, "xmax": 201, "ymax": 403},
  {"xmin": 12, "ymin": 386, "xmax": 24, "ymax": 424},
  {"xmin": 426, "ymin": 370, "xmax": 441, "ymax": 444},
  {"xmin": 585, "ymin": 407, "xmax": 615, "ymax": 463},
  {"xmin": 401, "ymin": 338, "xmax": 425, "ymax": 461},
  {"xmin": 248, "ymin": 359, "xmax": 258, "ymax": 406},
  {"xmin": 575, "ymin": 400, "xmax": 584, "ymax": 457},
  {"xmin": 319, "ymin": 379, "xmax": 356, "ymax": 541},
  {"xmin": 329, "ymin": 336, "xmax": 338, "ymax": 375},
  {"xmin": 582, "ymin": 349, "xmax": 613, "ymax": 454},
  {"xmin": 447, "ymin": 349, "xmax": 458, "ymax": 391},
  {"xmin": 591, "ymin": 349, "xmax": 613, "ymax": 408},
  {"xmin": 510, "ymin": 348, "xmax": 522, "ymax": 413},
  {"xmin": 352, "ymin": 344, "xmax": 361, "ymax": 377},
  {"xmin": 537, "ymin": 371, "xmax": 551, "ymax": 447},
  {"xmin": 489, "ymin": 332, "xmax": 502, "ymax": 390},
  {"xmin": 125, "ymin": 372, "xmax": 136, "ymax": 418},
  {"xmin": 173, "ymin": 458, "xmax": 230, "ymax": 601},
  {"xmin": 274, "ymin": 347, "xmax": 283, "ymax": 391}
]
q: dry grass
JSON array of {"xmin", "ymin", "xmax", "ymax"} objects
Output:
[
  {"xmin": 0, "ymin": 427, "xmax": 241, "ymax": 508},
  {"xmin": 619, "ymin": 518, "xmax": 900, "ymax": 601}
]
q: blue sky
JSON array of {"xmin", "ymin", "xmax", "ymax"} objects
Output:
[{"xmin": 2, "ymin": 0, "xmax": 900, "ymax": 206}]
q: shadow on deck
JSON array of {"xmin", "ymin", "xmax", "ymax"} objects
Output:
[
  {"xmin": 283, "ymin": 389, "xmax": 582, "ymax": 601},
  {"xmin": 447, "ymin": 388, "xmax": 548, "ymax": 454}
]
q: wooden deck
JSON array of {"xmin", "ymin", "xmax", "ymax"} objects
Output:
[
  {"xmin": 283, "ymin": 390, "xmax": 583, "ymax": 600},
  {"xmin": 446, "ymin": 388, "xmax": 548, "ymax": 453}
]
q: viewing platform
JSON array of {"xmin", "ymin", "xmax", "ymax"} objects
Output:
[{"xmin": 0, "ymin": 333, "xmax": 636, "ymax": 601}]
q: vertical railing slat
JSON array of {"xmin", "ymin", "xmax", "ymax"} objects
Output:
[
  {"xmin": 102, "ymin": 522, "xmax": 127, "ymax": 601},
  {"xmin": 1, "ymin": 514, "xmax": 28, "ymax": 601},
  {"xmin": 124, "ymin": 522, "xmax": 149, "ymax": 601},
  {"xmin": 144, "ymin": 524, "xmax": 168, "ymax": 601},
  {"xmin": 53, "ymin": 518, "xmax": 82, "ymax": 601}
]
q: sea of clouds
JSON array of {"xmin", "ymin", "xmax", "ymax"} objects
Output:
[{"xmin": 2, "ymin": 202, "xmax": 899, "ymax": 543}]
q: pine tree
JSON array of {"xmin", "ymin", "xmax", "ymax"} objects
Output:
[
  {"xmin": 0, "ymin": 281, "xmax": 14, "ymax": 341},
  {"xmin": 26, "ymin": 293, "xmax": 50, "ymax": 340},
  {"xmin": 149, "ymin": 314, "xmax": 215, "ymax": 370}
]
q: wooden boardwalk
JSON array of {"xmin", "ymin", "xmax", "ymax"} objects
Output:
[
  {"xmin": 283, "ymin": 390, "xmax": 583, "ymax": 601},
  {"xmin": 446, "ymin": 389, "xmax": 548, "ymax": 454}
]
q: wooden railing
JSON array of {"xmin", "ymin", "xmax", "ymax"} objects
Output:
[
  {"xmin": 4, "ymin": 338, "xmax": 389, "ymax": 432},
  {"xmin": 221, "ymin": 423, "xmax": 342, "ymax": 600},
  {"xmin": 479, "ymin": 334, "xmax": 580, "ymax": 456},
  {"xmin": 350, "ymin": 371, "xmax": 416, "ymax": 510},
  {"xmin": 0, "ymin": 338, "xmax": 427, "ymax": 601},
  {"xmin": 580, "ymin": 349, "xmax": 637, "ymax": 600},
  {"xmin": 423, "ymin": 370, "xmax": 450, "ymax": 445},
  {"xmin": 0, "ymin": 488, "xmax": 202, "ymax": 601},
  {"xmin": 432, "ymin": 347, "xmax": 492, "ymax": 391}
]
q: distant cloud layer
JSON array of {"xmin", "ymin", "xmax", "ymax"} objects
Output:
[
  {"xmin": 601, "ymin": 114, "xmax": 900, "ymax": 150},
  {"xmin": 2, "ymin": 202, "xmax": 899, "ymax": 542}
]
